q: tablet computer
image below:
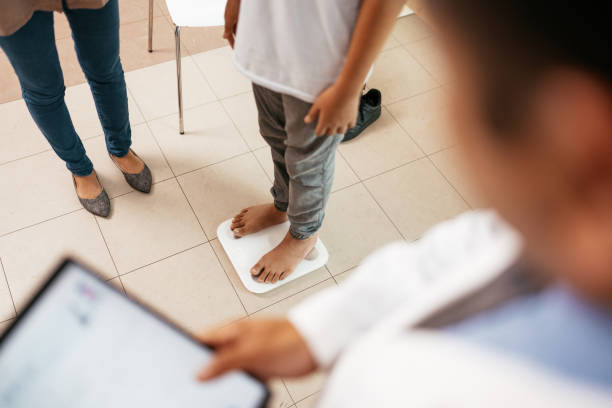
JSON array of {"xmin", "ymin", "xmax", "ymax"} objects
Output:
[{"xmin": 0, "ymin": 259, "xmax": 269, "ymax": 408}]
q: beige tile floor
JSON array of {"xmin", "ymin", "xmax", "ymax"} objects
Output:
[{"xmin": 0, "ymin": 15, "xmax": 480, "ymax": 408}]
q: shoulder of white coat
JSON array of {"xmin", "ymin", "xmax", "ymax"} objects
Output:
[
  {"xmin": 420, "ymin": 209, "xmax": 518, "ymax": 251},
  {"xmin": 358, "ymin": 210, "xmax": 521, "ymax": 280}
]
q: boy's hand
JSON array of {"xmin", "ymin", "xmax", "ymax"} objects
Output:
[
  {"xmin": 196, "ymin": 318, "xmax": 318, "ymax": 381},
  {"xmin": 305, "ymin": 82, "xmax": 361, "ymax": 137},
  {"xmin": 223, "ymin": 0, "xmax": 241, "ymax": 48}
]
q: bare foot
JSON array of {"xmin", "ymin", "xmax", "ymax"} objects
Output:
[
  {"xmin": 251, "ymin": 232, "xmax": 318, "ymax": 284},
  {"xmin": 111, "ymin": 150, "xmax": 144, "ymax": 174},
  {"xmin": 231, "ymin": 204, "xmax": 288, "ymax": 238},
  {"xmin": 74, "ymin": 172, "xmax": 103, "ymax": 199}
]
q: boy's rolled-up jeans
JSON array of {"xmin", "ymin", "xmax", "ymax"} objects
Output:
[{"xmin": 252, "ymin": 83, "xmax": 343, "ymax": 240}]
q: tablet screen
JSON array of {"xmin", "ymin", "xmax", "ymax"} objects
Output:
[{"xmin": 0, "ymin": 261, "xmax": 268, "ymax": 408}]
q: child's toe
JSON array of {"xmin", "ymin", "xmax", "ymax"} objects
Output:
[
  {"xmin": 264, "ymin": 270, "xmax": 276, "ymax": 283},
  {"xmin": 251, "ymin": 261, "xmax": 264, "ymax": 276},
  {"xmin": 258, "ymin": 269, "xmax": 270, "ymax": 283}
]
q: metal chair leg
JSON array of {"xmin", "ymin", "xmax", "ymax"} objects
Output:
[
  {"xmin": 175, "ymin": 26, "xmax": 185, "ymax": 135},
  {"xmin": 148, "ymin": 0, "xmax": 154, "ymax": 52}
]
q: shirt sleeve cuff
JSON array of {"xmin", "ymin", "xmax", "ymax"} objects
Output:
[{"xmin": 287, "ymin": 285, "xmax": 355, "ymax": 368}]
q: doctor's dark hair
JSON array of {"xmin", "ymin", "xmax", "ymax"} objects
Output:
[{"xmin": 430, "ymin": 0, "xmax": 612, "ymax": 134}]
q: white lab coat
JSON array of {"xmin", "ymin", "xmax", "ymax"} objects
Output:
[{"xmin": 288, "ymin": 210, "xmax": 612, "ymax": 407}]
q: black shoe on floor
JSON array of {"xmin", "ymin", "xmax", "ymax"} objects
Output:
[{"xmin": 342, "ymin": 88, "xmax": 382, "ymax": 143}]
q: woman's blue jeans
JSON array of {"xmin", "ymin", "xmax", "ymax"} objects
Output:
[{"xmin": 0, "ymin": 0, "xmax": 131, "ymax": 176}]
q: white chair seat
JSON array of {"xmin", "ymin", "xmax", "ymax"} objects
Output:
[{"xmin": 166, "ymin": 0, "xmax": 226, "ymax": 27}]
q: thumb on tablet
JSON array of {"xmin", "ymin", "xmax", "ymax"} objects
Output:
[
  {"xmin": 197, "ymin": 351, "xmax": 242, "ymax": 381},
  {"xmin": 197, "ymin": 322, "xmax": 243, "ymax": 347}
]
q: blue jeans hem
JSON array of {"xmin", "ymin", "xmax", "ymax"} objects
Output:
[{"xmin": 69, "ymin": 162, "xmax": 94, "ymax": 177}]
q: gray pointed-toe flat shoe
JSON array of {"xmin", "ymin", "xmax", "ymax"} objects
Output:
[
  {"xmin": 73, "ymin": 173, "xmax": 111, "ymax": 218},
  {"xmin": 110, "ymin": 149, "xmax": 152, "ymax": 193}
]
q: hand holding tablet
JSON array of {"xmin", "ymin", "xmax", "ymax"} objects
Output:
[{"xmin": 196, "ymin": 318, "xmax": 317, "ymax": 382}]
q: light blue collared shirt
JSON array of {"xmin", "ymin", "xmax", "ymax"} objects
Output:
[{"xmin": 446, "ymin": 285, "xmax": 612, "ymax": 388}]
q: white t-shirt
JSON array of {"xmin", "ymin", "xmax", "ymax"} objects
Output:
[{"xmin": 233, "ymin": 0, "xmax": 362, "ymax": 103}]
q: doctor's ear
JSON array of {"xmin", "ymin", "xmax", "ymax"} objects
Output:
[{"xmin": 529, "ymin": 70, "xmax": 612, "ymax": 200}]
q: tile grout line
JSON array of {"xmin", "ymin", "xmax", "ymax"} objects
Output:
[
  {"xmin": 125, "ymin": 80, "xmax": 181, "ymax": 183},
  {"xmin": 336, "ymin": 94, "xmax": 452, "ymax": 188},
  {"xmin": 293, "ymin": 391, "xmax": 320, "ymax": 407},
  {"xmin": 127, "ymin": 78, "xmax": 213, "ymax": 246},
  {"xmin": 131, "ymin": 88, "xmax": 244, "ymax": 125},
  {"xmin": 335, "ymin": 149, "xmax": 407, "ymax": 240},
  {"xmin": 189, "ymin": 50, "xmax": 223, "ymax": 99},
  {"xmin": 424, "ymin": 143, "xmax": 458, "ymax": 158},
  {"xmin": 92, "ymin": 214, "xmax": 123, "ymax": 288},
  {"xmin": 327, "ymin": 265, "xmax": 344, "ymax": 285},
  {"xmin": 380, "ymin": 84, "xmax": 443, "ymax": 110},
  {"xmin": 427, "ymin": 155, "xmax": 473, "ymax": 210},
  {"xmin": 0, "ymin": 120, "xmax": 144, "ymax": 169},
  {"xmin": 361, "ymin": 180, "xmax": 407, "ymax": 240},
  {"xmin": 0, "ymin": 171, "xmax": 173, "ymax": 240},
  {"xmin": 208, "ymin": 240, "xmax": 249, "ymax": 317},
  {"xmin": 331, "ymin": 266, "xmax": 357, "ymax": 284},
  {"xmin": 248, "ymin": 277, "xmax": 335, "ymax": 317},
  {"xmin": 385, "ymin": 103, "xmax": 428, "ymax": 157},
  {"xmin": 252, "ymin": 149, "xmax": 274, "ymax": 185},
  {"xmin": 173, "ymin": 150, "xmax": 252, "ymax": 179},
  {"xmin": 0, "ymin": 207, "xmax": 83, "ymax": 240},
  {"xmin": 188, "ymin": 46, "xmax": 259, "ymax": 156},
  {"xmin": 109, "ymin": 174, "xmax": 175, "ymax": 200},
  {"xmin": 355, "ymin": 103, "xmax": 453, "ymax": 240},
  {"xmin": 0, "ymin": 148, "xmax": 53, "ymax": 169},
  {"xmin": 175, "ymin": 178, "xmax": 211, "ymax": 242},
  {"xmin": 281, "ymin": 380, "xmax": 297, "ymax": 406},
  {"xmin": 0, "ymin": 103, "xmax": 148, "ymax": 168},
  {"xmin": 385, "ymin": 104, "xmax": 472, "ymax": 209},
  {"xmin": 0, "ymin": 257, "xmax": 18, "ymax": 318},
  {"xmin": 383, "ymin": 84, "xmax": 443, "ymax": 110},
  {"xmin": 117, "ymin": 241, "xmax": 208, "ymax": 279},
  {"xmin": 217, "ymin": 94, "xmax": 257, "ymax": 154},
  {"xmin": 400, "ymin": 41, "xmax": 444, "ymax": 87},
  {"xmin": 324, "ymin": 265, "xmax": 335, "ymax": 282}
]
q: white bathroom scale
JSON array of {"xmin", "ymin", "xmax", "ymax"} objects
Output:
[{"xmin": 217, "ymin": 219, "xmax": 329, "ymax": 294}]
